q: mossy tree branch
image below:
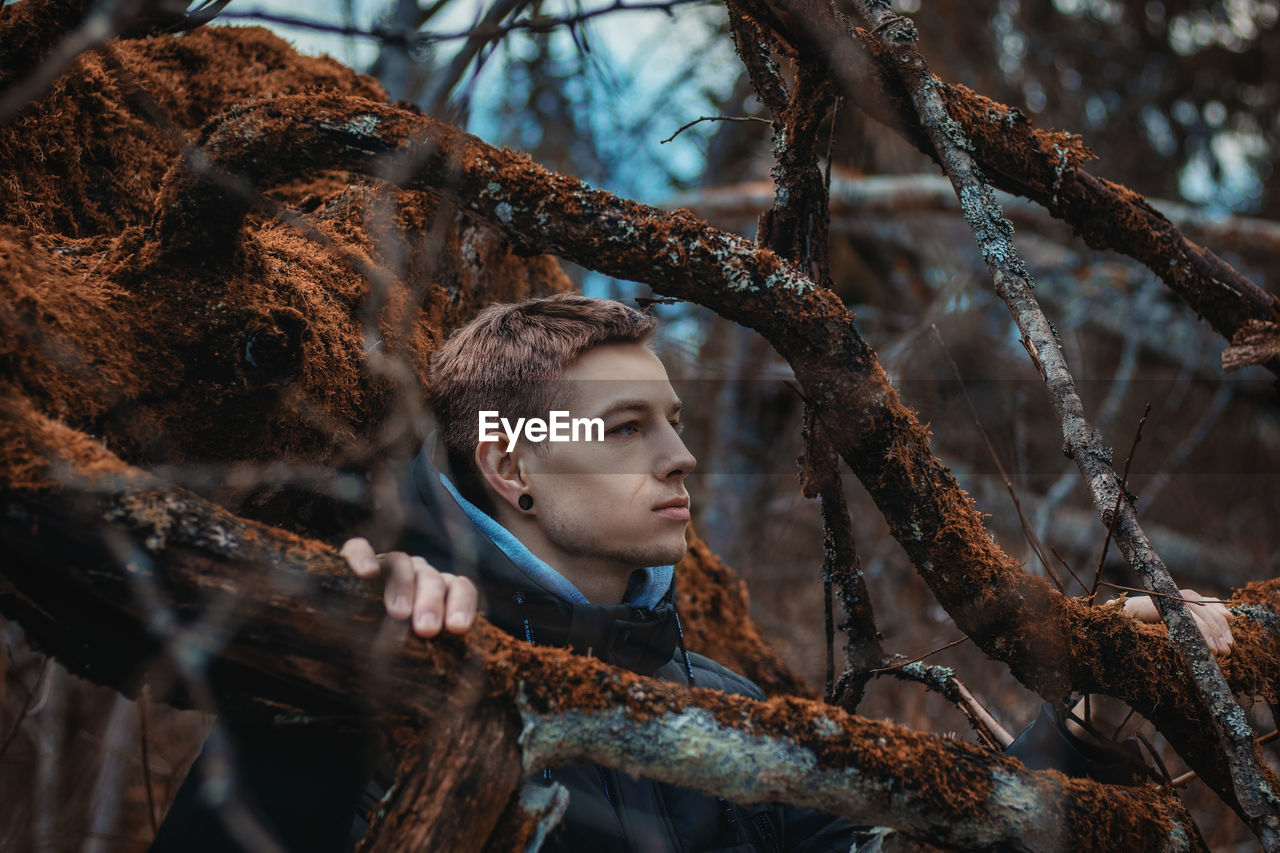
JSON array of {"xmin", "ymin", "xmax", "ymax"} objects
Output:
[
  {"xmin": 142, "ymin": 91, "xmax": 1280, "ymax": 817},
  {"xmin": 724, "ymin": 0, "xmax": 1280, "ymax": 367},
  {"xmin": 842, "ymin": 0, "xmax": 1280, "ymax": 845},
  {"xmin": 0, "ymin": 400, "xmax": 1208, "ymax": 851}
]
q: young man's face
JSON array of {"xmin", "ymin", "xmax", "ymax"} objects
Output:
[{"xmin": 516, "ymin": 341, "xmax": 696, "ymax": 581}]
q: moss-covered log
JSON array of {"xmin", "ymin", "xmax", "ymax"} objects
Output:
[{"xmin": 0, "ymin": 407, "xmax": 1207, "ymax": 851}]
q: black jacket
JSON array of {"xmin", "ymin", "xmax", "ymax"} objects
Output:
[{"xmin": 153, "ymin": 446, "xmax": 861, "ymax": 852}]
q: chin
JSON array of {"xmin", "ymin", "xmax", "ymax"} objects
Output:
[{"xmin": 649, "ymin": 532, "xmax": 690, "ymax": 566}]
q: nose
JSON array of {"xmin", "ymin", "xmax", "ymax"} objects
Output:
[{"xmin": 658, "ymin": 424, "xmax": 697, "ymax": 480}]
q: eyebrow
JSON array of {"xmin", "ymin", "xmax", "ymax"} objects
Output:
[{"xmin": 595, "ymin": 398, "xmax": 683, "ymax": 420}]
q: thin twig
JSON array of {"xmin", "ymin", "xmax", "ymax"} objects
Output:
[
  {"xmin": 1049, "ymin": 545, "xmax": 1090, "ymax": 595},
  {"xmin": 824, "ymin": 95, "xmax": 842, "ymax": 192},
  {"xmin": 1136, "ymin": 730, "xmax": 1176, "ymax": 789},
  {"xmin": 800, "ymin": 409, "xmax": 883, "ymax": 710},
  {"xmin": 823, "ymin": 580, "xmax": 835, "ymax": 703},
  {"xmin": 1175, "ymin": 731, "xmax": 1280, "ymax": 787},
  {"xmin": 1097, "ymin": 582, "xmax": 1225, "ymax": 607},
  {"xmin": 886, "ymin": 664, "xmax": 1011, "ymax": 751},
  {"xmin": 220, "ymin": 0, "xmax": 708, "ymax": 49},
  {"xmin": 870, "ymin": 636, "xmax": 968, "ymax": 674},
  {"xmin": 0, "ymin": 656, "xmax": 49, "ymax": 761},
  {"xmin": 660, "ymin": 114, "xmax": 771, "ymax": 144},
  {"xmin": 1111, "ymin": 706, "xmax": 1138, "ymax": 741},
  {"xmin": 139, "ymin": 685, "xmax": 158, "ymax": 837},
  {"xmin": 1066, "ymin": 707, "xmax": 1115, "ymax": 745},
  {"xmin": 931, "ymin": 324, "xmax": 1061, "ymax": 589},
  {"xmin": 1090, "ymin": 403, "xmax": 1152, "ymax": 601},
  {"xmin": 950, "ymin": 677, "xmax": 1014, "ymax": 749}
]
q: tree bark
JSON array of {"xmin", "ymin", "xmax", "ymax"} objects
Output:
[
  {"xmin": 0, "ymin": 404, "xmax": 1209, "ymax": 850},
  {"xmin": 726, "ymin": 0, "xmax": 1280, "ymax": 362},
  {"xmin": 144, "ymin": 90, "xmax": 1280, "ymax": 811}
]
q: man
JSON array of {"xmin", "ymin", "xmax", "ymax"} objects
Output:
[
  {"xmin": 154, "ymin": 294, "xmax": 1233, "ymax": 851},
  {"xmin": 155, "ymin": 294, "xmax": 859, "ymax": 851}
]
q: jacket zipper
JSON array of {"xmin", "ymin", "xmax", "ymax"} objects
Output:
[
  {"xmin": 597, "ymin": 765, "xmax": 631, "ymax": 853},
  {"xmin": 751, "ymin": 811, "xmax": 781, "ymax": 853},
  {"xmin": 515, "ymin": 592, "xmax": 552, "ymax": 783}
]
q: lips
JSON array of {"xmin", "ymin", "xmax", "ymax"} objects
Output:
[{"xmin": 653, "ymin": 496, "xmax": 690, "ymax": 521}]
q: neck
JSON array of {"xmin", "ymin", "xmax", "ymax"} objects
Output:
[{"xmin": 496, "ymin": 507, "xmax": 634, "ymax": 605}]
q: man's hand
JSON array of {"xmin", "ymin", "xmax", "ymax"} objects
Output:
[
  {"xmin": 1122, "ymin": 589, "xmax": 1235, "ymax": 655},
  {"xmin": 339, "ymin": 538, "xmax": 477, "ymax": 638}
]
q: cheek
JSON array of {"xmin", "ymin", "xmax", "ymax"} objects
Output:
[{"xmin": 556, "ymin": 479, "xmax": 647, "ymax": 527}]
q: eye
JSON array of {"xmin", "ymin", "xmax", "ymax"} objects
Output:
[
  {"xmin": 669, "ymin": 420, "xmax": 685, "ymax": 435},
  {"xmin": 610, "ymin": 420, "xmax": 640, "ymax": 436}
]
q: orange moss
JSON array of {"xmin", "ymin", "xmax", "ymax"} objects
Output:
[
  {"xmin": 677, "ymin": 532, "xmax": 815, "ymax": 698},
  {"xmin": 0, "ymin": 23, "xmax": 568, "ymax": 534}
]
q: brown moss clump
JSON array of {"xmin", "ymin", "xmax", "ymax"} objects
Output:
[
  {"xmin": 676, "ymin": 531, "xmax": 815, "ymax": 698},
  {"xmin": 1, "ymin": 12, "xmax": 806, "ymax": 733},
  {"xmin": 0, "ymin": 21, "xmax": 569, "ymax": 535}
]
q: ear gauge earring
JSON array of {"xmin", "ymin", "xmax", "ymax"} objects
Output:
[{"xmin": 518, "ymin": 493, "xmax": 534, "ymax": 511}]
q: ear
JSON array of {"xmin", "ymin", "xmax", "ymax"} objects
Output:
[{"xmin": 474, "ymin": 436, "xmax": 530, "ymax": 513}]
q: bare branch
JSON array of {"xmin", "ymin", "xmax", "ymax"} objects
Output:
[
  {"xmin": 217, "ymin": 0, "xmax": 709, "ymax": 50},
  {"xmin": 725, "ymin": 0, "xmax": 1280, "ymax": 369},
  {"xmin": 659, "ymin": 114, "xmax": 771, "ymax": 145},
  {"xmin": 799, "ymin": 408, "xmax": 883, "ymax": 709},
  {"xmin": 842, "ymin": 0, "xmax": 1280, "ymax": 842}
]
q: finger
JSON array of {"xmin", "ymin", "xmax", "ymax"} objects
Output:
[
  {"xmin": 1183, "ymin": 606, "xmax": 1215, "ymax": 650},
  {"xmin": 1208, "ymin": 620, "xmax": 1230, "ymax": 654},
  {"xmin": 382, "ymin": 552, "xmax": 416, "ymax": 619},
  {"xmin": 1178, "ymin": 590, "xmax": 1228, "ymax": 653},
  {"xmin": 1124, "ymin": 596, "xmax": 1159, "ymax": 624},
  {"xmin": 1211, "ymin": 602, "xmax": 1235, "ymax": 650},
  {"xmin": 1188, "ymin": 609, "xmax": 1222, "ymax": 654},
  {"xmin": 411, "ymin": 556, "xmax": 447, "ymax": 637},
  {"xmin": 443, "ymin": 575, "xmax": 478, "ymax": 633},
  {"xmin": 1208, "ymin": 606, "xmax": 1235, "ymax": 650},
  {"xmin": 339, "ymin": 538, "xmax": 381, "ymax": 578}
]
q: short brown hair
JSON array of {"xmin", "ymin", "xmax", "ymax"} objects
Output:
[{"xmin": 429, "ymin": 294, "xmax": 657, "ymax": 505}]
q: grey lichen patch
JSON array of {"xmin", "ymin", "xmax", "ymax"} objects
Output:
[
  {"xmin": 345, "ymin": 113, "xmax": 381, "ymax": 137},
  {"xmin": 984, "ymin": 770, "xmax": 1061, "ymax": 851},
  {"xmin": 877, "ymin": 14, "xmax": 919, "ymax": 43},
  {"xmin": 721, "ymin": 252, "xmax": 757, "ymax": 292},
  {"xmin": 711, "ymin": 238, "xmax": 814, "ymax": 296},
  {"xmin": 495, "ymin": 202, "xmax": 514, "ymax": 225},
  {"xmin": 1222, "ymin": 700, "xmax": 1258, "ymax": 743},
  {"xmin": 1050, "ymin": 143, "xmax": 1074, "ymax": 205},
  {"xmin": 984, "ymin": 105, "xmax": 1024, "ymax": 129},
  {"xmin": 520, "ymin": 705, "xmax": 819, "ymax": 802},
  {"xmin": 923, "ymin": 87, "xmax": 975, "ymax": 153},
  {"xmin": 900, "ymin": 661, "xmax": 954, "ymax": 690},
  {"xmin": 1234, "ymin": 603, "xmax": 1280, "ymax": 635},
  {"xmin": 812, "ymin": 716, "xmax": 842, "ymax": 739},
  {"xmin": 957, "ymin": 185, "xmax": 1030, "ymax": 281}
]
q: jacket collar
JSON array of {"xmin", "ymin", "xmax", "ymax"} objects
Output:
[{"xmin": 405, "ymin": 441, "xmax": 681, "ymax": 675}]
